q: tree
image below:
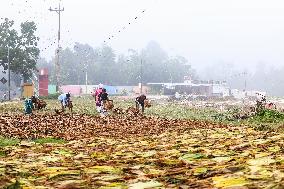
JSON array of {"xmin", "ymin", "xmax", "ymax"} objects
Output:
[
  {"xmin": 141, "ymin": 41, "xmax": 169, "ymax": 83},
  {"xmin": 0, "ymin": 18, "xmax": 40, "ymax": 82},
  {"xmin": 73, "ymin": 43, "xmax": 96, "ymax": 85},
  {"xmin": 165, "ymin": 56, "xmax": 196, "ymax": 82},
  {"xmin": 95, "ymin": 45, "xmax": 116, "ymax": 84},
  {"xmin": 43, "ymin": 41, "xmax": 197, "ymax": 86}
]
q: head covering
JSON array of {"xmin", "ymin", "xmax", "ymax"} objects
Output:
[{"xmin": 98, "ymin": 83, "xmax": 104, "ymax": 89}]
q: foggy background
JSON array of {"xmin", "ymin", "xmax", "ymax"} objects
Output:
[{"xmin": 1, "ymin": 0, "xmax": 284, "ymax": 96}]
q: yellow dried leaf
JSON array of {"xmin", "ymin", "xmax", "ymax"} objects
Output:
[
  {"xmin": 268, "ymin": 146, "xmax": 281, "ymax": 153},
  {"xmin": 129, "ymin": 180, "xmax": 163, "ymax": 189},
  {"xmin": 84, "ymin": 166, "xmax": 121, "ymax": 174},
  {"xmin": 247, "ymin": 157, "xmax": 275, "ymax": 166},
  {"xmin": 193, "ymin": 167, "xmax": 208, "ymax": 176},
  {"xmin": 212, "ymin": 156, "xmax": 232, "ymax": 163},
  {"xmin": 213, "ymin": 176, "xmax": 249, "ymax": 188}
]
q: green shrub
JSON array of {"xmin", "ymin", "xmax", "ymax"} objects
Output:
[
  {"xmin": 0, "ymin": 137, "xmax": 20, "ymax": 147},
  {"xmin": 34, "ymin": 137, "xmax": 65, "ymax": 144},
  {"xmin": 39, "ymin": 93, "xmax": 60, "ymax": 100},
  {"xmin": 252, "ymin": 109, "xmax": 284, "ymax": 123}
]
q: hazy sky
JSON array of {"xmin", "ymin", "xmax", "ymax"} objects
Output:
[{"xmin": 1, "ymin": 0, "xmax": 284, "ymax": 72}]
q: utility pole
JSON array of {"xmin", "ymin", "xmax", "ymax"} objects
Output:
[
  {"xmin": 7, "ymin": 46, "xmax": 10, "ymax": 101},
  {"xmin": 49, "ymin": 3, "xmax": 64, "ymax": 92},
  {"xmin": 140, "ymin": 59, "xmax": 143, "ymax": 94}
]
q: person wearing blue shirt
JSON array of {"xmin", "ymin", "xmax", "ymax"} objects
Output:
[
  {"xmin": 58, "ymin": 92, "xmax": 71, "ymax": 111},
  {"xmin": 24, "ymin": 98, "xmax": 33, "ymax": 114}
]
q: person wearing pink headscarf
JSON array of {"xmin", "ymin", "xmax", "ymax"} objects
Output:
[{"xmin": 94, "ymin": 84, "xmax": 104, "ymax": 112}]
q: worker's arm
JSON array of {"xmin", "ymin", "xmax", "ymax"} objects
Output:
[
  {"xmin": 135, "ymin": 96, "xmax": 139, "ymax": 102},
  {"xmin": 94, "ymin": 91, "xmax": 98, "ymax": 101}
]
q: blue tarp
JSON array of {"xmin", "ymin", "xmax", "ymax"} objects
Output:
[{"xmin": 104, "ymin": 85, "xmax": 117, "ymax": 95}]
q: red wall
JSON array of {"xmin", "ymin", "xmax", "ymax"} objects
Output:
[{"xmin": 39, "ymin": 68, "xmax": 48, "ymax": 96}]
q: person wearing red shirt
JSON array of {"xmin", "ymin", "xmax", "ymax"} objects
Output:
[{"xmin": 94, "ymin": 84, "xmax": 104, "ymax": 112}]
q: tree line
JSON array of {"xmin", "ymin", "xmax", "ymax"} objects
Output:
[
  {"xmin": 0, "ymin": 18, "xmax": 195, "ymax": 89},
  {"xmin": 2, "ymin": 18, "xmax": 283, "ymax": 96},
  {"xmin": 38, "ymin": 41, "xmax": 197, "ymax": 86}
]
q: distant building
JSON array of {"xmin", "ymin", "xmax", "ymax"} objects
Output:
[
  {"xmin": 48, "ymin": 84, "xmax": 133, "ymax": 96},
  {"xmin": 60, "ymin": 85, "xmax": 82, "ymax": 96},
  {"xmin": 115, "ymin": 86, "xmax": 135, "ymax": 95},
  {"xmin": 147, "ymin": 80, "xmax": 230, "ymax": 97},
  {"xmin": 230, "ymin": 89, "xmax": 266, "ymax": 99},
  {"xmin": 133, "ymin": 86, "xmax": 150, "ymax": 94}
]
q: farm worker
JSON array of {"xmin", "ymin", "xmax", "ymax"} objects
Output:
[
  {"xmin": 58, "ymin": 92, "xmax": 71, "ymax": 111},
  {"xmin": 266, "ymin": 102, "xmax": 276, "ymax": 110},
  {"xmin": 24, "ymin": 98, "xmax": 33, "ymax": 115},
  {"xmin": 30, "ymin": 95, "xmax": 38, "ymax": 109},
  {"xmin": 99, "ymin": 88, "xmax": 109, "ymax": 102},
  {"xmin": 135, "ymin": 94, "xmax": 147, "ymax": 113},
  {"xmin": 94, "ymin": 84, "xmax": 104, "ymax": 112},
  {"xmin": 98, "ymin": 88, "xmax": 109, "ymax": 115}
]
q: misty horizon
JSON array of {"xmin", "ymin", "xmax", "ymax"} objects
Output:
[{"xmin": 0, "ymin": 0, "xmax": 283, "ymax": 72}]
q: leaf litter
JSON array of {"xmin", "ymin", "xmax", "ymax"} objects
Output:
[{"xmin": 0, "ymin": 110, "xmax": 283, "ymax": 188}]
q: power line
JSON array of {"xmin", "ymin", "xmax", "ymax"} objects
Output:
[{"xmin": 103, "ymin": 9, "xmax": 147, "ymax": 44}]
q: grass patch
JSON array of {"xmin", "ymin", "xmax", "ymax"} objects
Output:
[
  {"xmin": 5, "ymin": 180, "xmax": 21, "ymax": 189},
  {"xmin": 251, "ymin": 109, "xmax": 284, "ymax": 123},
  {"xmin": 145, "ymin": 103, "xmax": 218, "ymax": 121},
  {"xmin": 244, "ymin": 109, "xmax": 284, "ymax": 131},
  {"xmin": 1, "ymin": 98, "xmax": 284, "ymax": 129},
  {"xmin": 39, "ymin": 93, "xmax": 61, "ymax": 100},
  {"xmin": 0, "ymin": 137, "xmax": 20, "ymax": 147},
  {"xmin": 0, "ymin": 150, "xmax": 7, "ymax": 157},
  {"xmin": 34, "ymin": 137, "xmax": 66, "ymax": 144}
]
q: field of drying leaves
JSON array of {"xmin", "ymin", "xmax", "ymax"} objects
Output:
[{"xmin": 0, "ymin": 98, "xmax": 284, "ymax": 189}]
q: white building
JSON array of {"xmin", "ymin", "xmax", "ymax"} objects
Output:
[{"xmin": 212, "ymin": 83, "xmax": 231, "ymax": 97}]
